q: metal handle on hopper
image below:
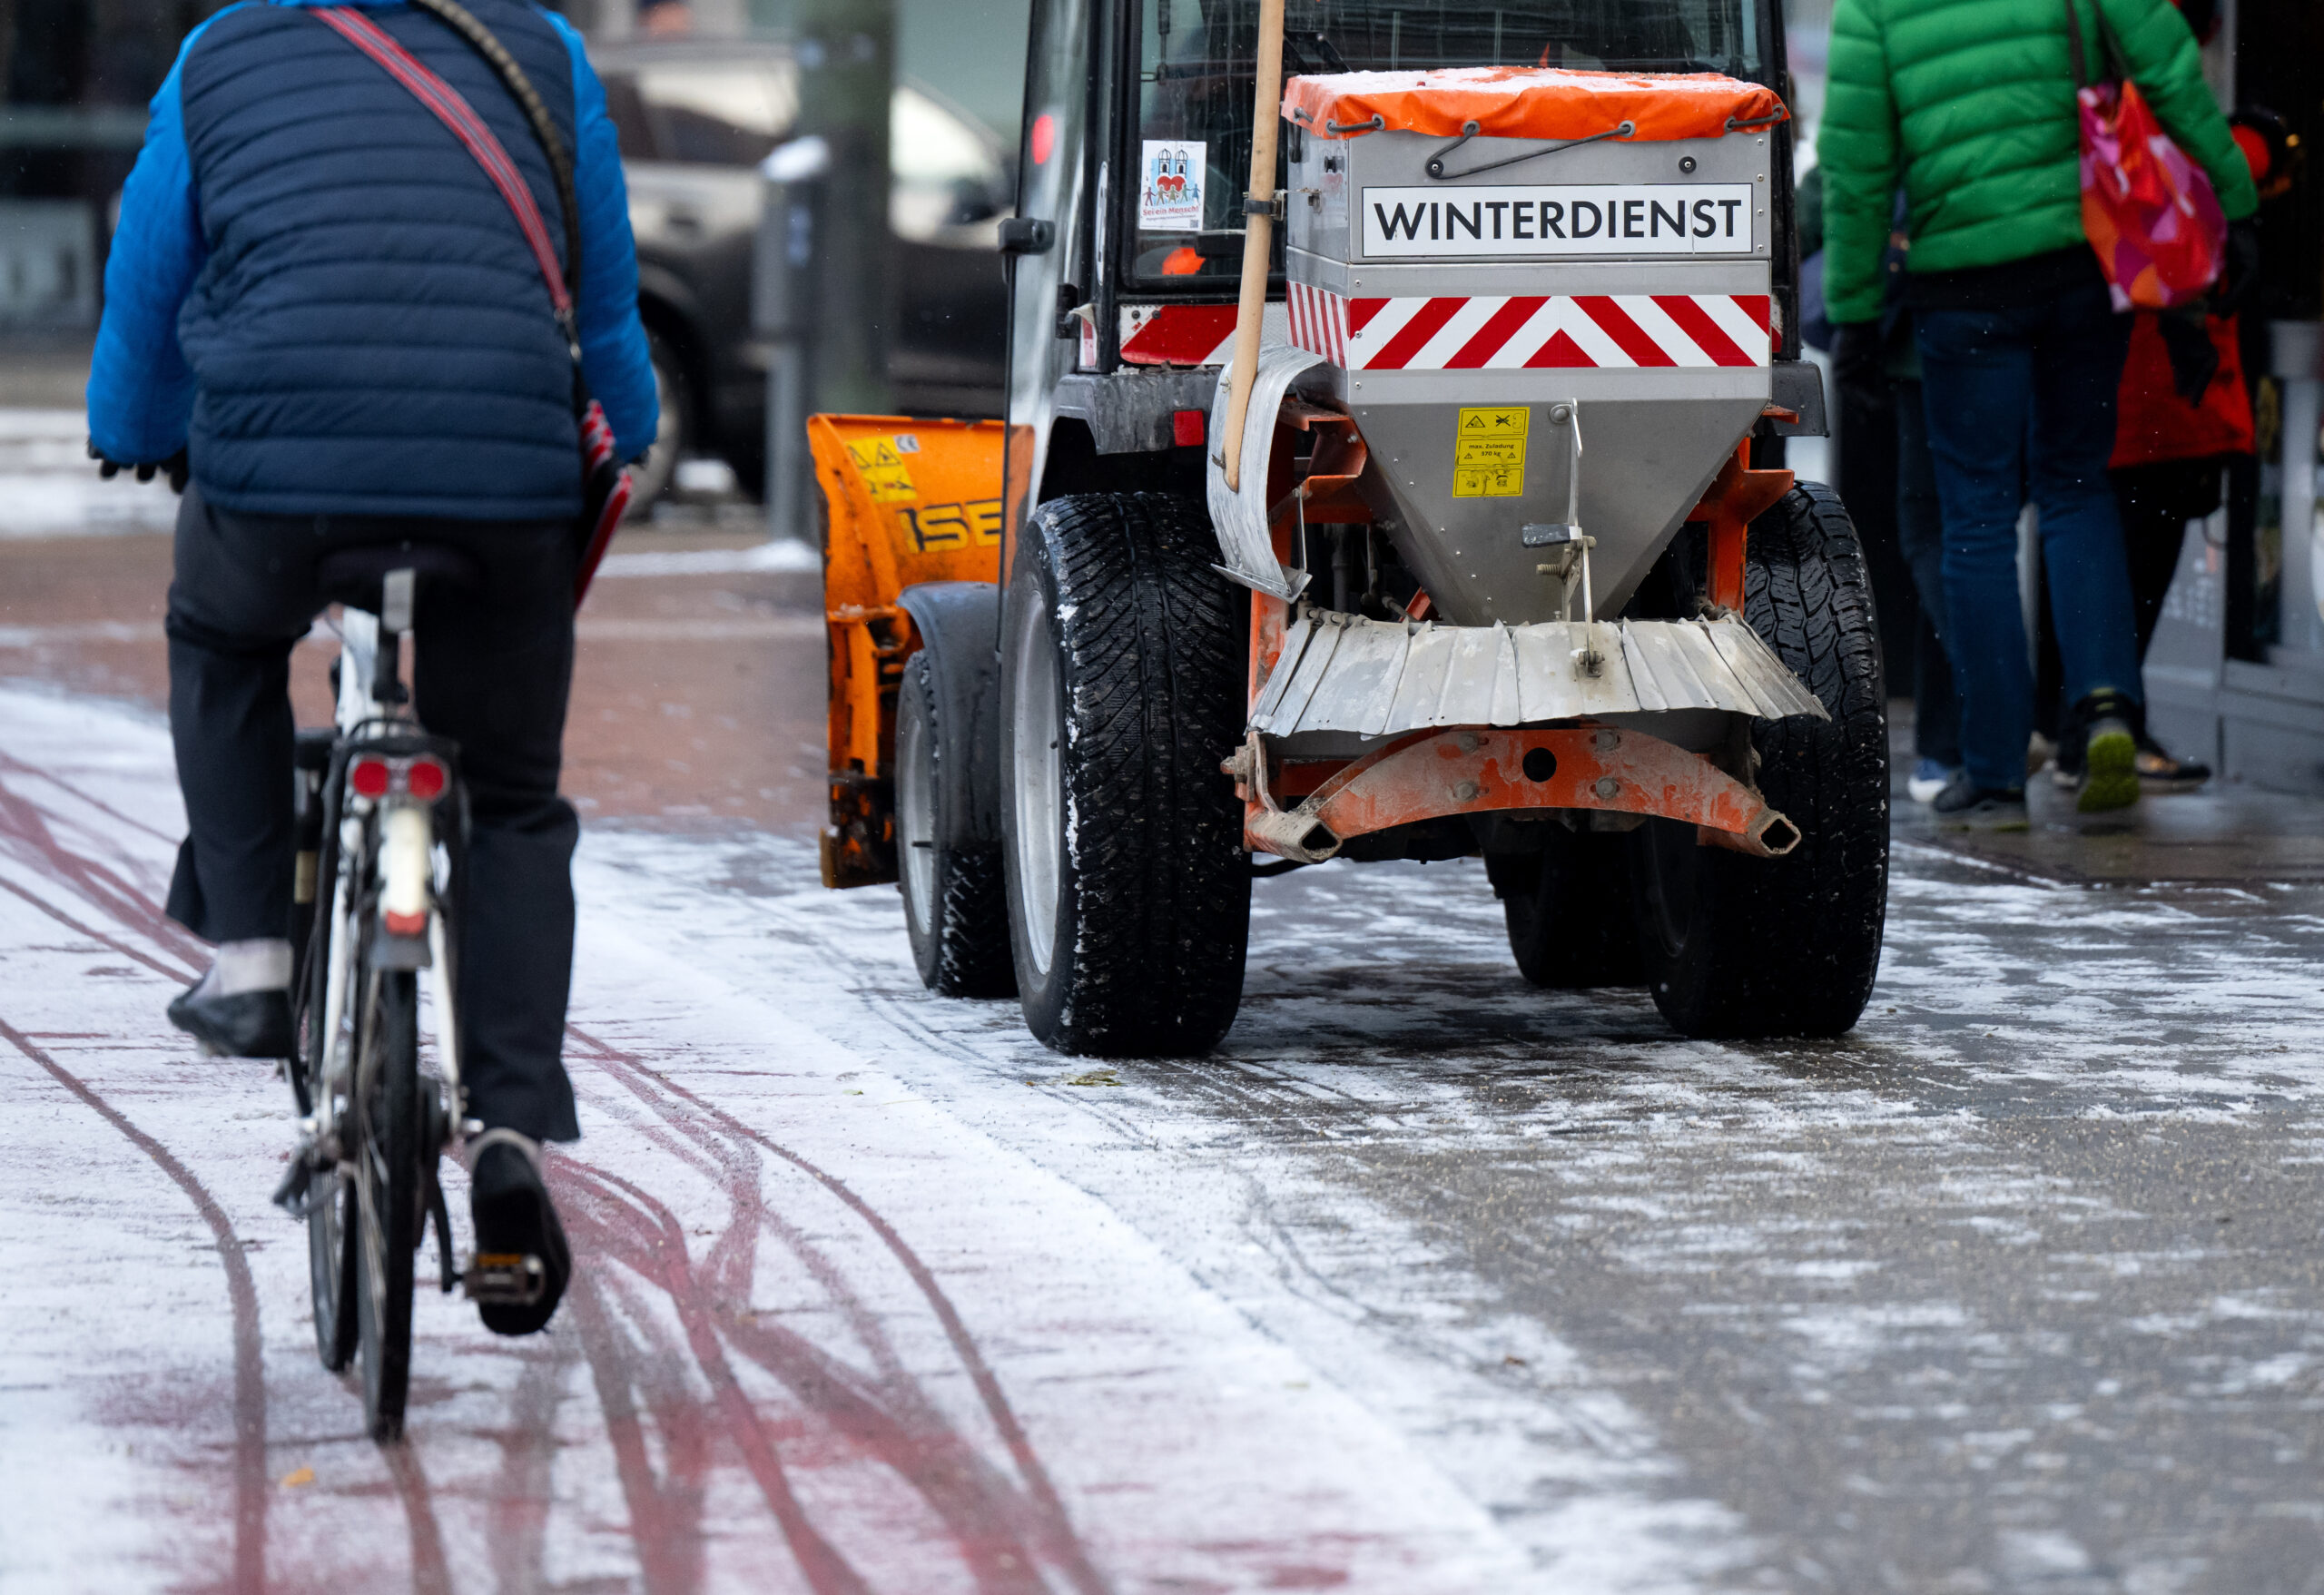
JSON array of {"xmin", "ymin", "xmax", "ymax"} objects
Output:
[
  {"xmin": 1220, "ymin": 0, "xmax": 1287, "ymax": 493},
  {"xmin": 1425, "ymin": 119, "xmax": 1634, "ymax": 182},
  {"xmin": 1522, "ymin": 402, "xmax": 1596, "ymax": 625}
]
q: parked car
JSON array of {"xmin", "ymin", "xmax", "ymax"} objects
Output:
[{"xmin": 592, "ymin": 39, "xmax": 1013, "ymax": 510}]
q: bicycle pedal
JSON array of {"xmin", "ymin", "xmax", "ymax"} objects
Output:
[{"xmin": 462, "ymin": 1252, "xmax": 546, "ymax": 1306}]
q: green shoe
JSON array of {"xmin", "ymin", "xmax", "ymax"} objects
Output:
[{"xmin": 2077, "ymin": 718, "xmax": 2140, "ymax": 813}]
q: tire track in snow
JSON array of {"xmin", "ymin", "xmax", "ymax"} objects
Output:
[
  {"xmin": 487, "ymin": 1334, "xmax": 583, "ymax": 1594},
  {"xmin": 0, "ymin": 1015, "xmax": 270, "ymax": 1594},
  {"xmin": 2, "ymin": 739, "xmax": 1047, "ymax": 1589},
  {"xmin": 0, "ymin": 753, "xmax": 205, "ymax": 971},
  {"xmin": 0, "ymin": 744, "xmax": 1108, "ymax": 1590},
  {"xmin": 0, "ymin": 749, "xmax": 473, "ymax": 1593},
  {"xmin": 0, "ymin": 746, "xmax": 181, "ymax": 846},
  {"xmin": 562, "ymin": 1032, "xmax": 1106, "ymax": 1590},
  {"xmin": 380, "ymin": 1442, "xmax": 453, "ymax": 1595},
  {"xmin": 566, "ymin": 1268, "xmax": 718, "ymax": 1594},
  {"xmin": 556, "ymin": 1158, "xmax": 874, "ymax": 1595},
  {"xmin": 0, "ymin": 871, "xmax": 194, "ymax": 982}
]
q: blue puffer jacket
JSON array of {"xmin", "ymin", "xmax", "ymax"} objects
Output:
[{"xmin": 87, "ymin": 0, "xmax": 657, "ymax": 521}]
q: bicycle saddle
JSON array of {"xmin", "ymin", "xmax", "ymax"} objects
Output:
[{"xmin": 316, "ymin": 543, "xmax": 487, "ymax": 616}]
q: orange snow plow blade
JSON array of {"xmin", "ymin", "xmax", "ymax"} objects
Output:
[{"xmin": 811, "ymin": 414, "xmax": 1020, "ymax": 889}]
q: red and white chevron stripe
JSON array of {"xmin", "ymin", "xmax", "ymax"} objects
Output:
[
  {"xmin": 1287, "ymin": 281, "xmax": 1351, "ymax": 368},
  {"xmin": 1291, "ymin": 289, "xmax": 1771, "ymax": 371}
]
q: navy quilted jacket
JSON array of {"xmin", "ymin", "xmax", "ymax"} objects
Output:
[{"xmin": 87, "ymin": 0, "xmax": 657, "ymax": 520}]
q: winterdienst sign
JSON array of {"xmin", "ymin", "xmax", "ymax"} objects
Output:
[{"xmin": 1361, "ymin": 184, "xmax": 1754, "ymax": 259}]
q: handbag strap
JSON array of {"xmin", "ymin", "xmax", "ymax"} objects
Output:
[
  {"xmin": 2062, "ymin": 0, "xmax": 2087, "ymax": 90},
  {"xmin": 311, "ymin": 5, "xmax": 579, "ymax": 351},
  {"xmin": 2060, "ymin": 0, "xmax": 2126, "ymax": 94}
]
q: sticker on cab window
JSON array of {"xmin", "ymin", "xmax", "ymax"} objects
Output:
[{"xmin": 1140, "ymin": 140, "xmax": 1204, "ymax": 232}]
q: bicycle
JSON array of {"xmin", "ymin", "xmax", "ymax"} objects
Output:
[{"xmin": 276, "ymin": 546, "xmax": 542, "ymax": 1440}]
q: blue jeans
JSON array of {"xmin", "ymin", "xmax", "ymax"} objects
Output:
[
  {"xmin": 1916, "ymin": 282, "xmax": 2141, "ymax": 792},
  {"xmin": 1892, "ymin": 379, "xmax": 1960, "ymax": 768}
]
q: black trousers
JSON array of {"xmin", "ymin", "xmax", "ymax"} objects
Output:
[{"xmin": 163, "ymin": 485, "xmax": 582, "ymax": 1142}]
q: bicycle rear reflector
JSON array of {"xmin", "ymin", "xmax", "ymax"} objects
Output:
[
  {"xmin": 406, "ymin": 756, "xmax": 448, "ymax": 801},
  {"xmin": 350, "ymin": 755, "xmax": 393, "ymax": 798}
]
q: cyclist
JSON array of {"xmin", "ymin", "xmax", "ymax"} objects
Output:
[{"xmin": 86, "ymin": 0, "xmax": 658, "ymax": 1334}]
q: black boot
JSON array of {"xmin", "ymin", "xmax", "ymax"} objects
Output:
[
  {"xmin": 468, "ymin": 1133, "xmax": 571, "ymax": 1336},
  {"xmin": 166, "ymin": 980, "xmax": 294, "ymax": 1058}
]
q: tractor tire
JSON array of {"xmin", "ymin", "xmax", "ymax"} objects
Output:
[
  {"xmin": 896, "ymin": 650, "xmax": 1015, "ymax": 998},
  {"xmin": 999, "ymin": 493, "xmax": 1250, "ymax": 1056},
  {"xmin": 1486, "ymin": 825, "xmax": 1644, "ymax": 988},
  {"xmin": 1630, "ymin": 482, "xmax": 1888, "ymax": 1039}
]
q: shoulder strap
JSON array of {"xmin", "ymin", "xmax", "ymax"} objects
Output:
[
  {"xmin": 401, "ymin": 0, "xmax": 581, "ymax": 300},
  {"xmin": 310, "ymin": 5, "xmax": 579, "ymax": 333}
]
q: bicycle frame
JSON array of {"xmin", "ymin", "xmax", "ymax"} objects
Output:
[{"xmin": 311, "ymin": 604, "xmax": 467, "ymax": 1127}]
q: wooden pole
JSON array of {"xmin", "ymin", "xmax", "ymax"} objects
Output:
[{"xmin": 1220, "ymin": 0, "xmax": 1286, "ymax": 492}]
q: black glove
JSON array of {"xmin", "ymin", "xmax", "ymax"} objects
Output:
[
  {"xmin": 1830, "ymin": 322, "xmax": 1887, "ymax": 408},
  {"xmin": 87, "ymin": 441, "xmax": 189, "ymax": 495},
  {"xmin": 2214, "ymin": 218, "xmax": 2260, "ymax": 314}
]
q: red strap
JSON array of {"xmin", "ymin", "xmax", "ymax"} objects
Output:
[{"xmin": 312, "ymin": 6, "xmax": 572, "ymax": 317}]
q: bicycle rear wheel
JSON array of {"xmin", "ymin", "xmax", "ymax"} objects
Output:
[
  {"xmin": 309, "ymin": 1168, "xmax": 359, "ymax": 1371},
  {"xmin": 354, "ymin": 968, "xmax": 421, "ymax": 1440},
  {"xmin": 299, "ymin": 850, "xmax": 359, "ymax": 1373}
]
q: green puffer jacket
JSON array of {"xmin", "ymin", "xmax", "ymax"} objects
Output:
[{"xmin": 1817, "ymin": 0, "xmax": 2257, "ymax": 325}]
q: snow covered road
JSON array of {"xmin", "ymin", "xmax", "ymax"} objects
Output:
[{"xmin": 3, "ymin": 682, "xmax": 2322, "ymax": 1593}]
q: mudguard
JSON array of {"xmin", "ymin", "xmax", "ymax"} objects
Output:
[{"xmin": 897, "ymin": 581, "xmax": 1004, "ymax": 852}]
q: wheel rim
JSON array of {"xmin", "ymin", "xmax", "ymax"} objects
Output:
[
  {"xmin": 1009, "ymin": 593, "xmax": 1063, "ymax": 977},
  {"xmin": 897, "ymin": 681, "xmax": 937, "ymax": 933}
]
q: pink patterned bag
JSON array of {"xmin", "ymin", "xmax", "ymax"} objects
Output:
[{"xmin": 2066, "ymin": 0, "xmax": 2226, "ymax": 310}]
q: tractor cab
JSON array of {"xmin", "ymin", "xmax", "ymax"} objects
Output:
[{"xmin": 813, "ymin": 0, "xmax": 1887, "ymax": 1058}]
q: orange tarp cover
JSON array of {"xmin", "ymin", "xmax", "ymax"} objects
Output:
[{"xmin": 1282, "ymin": 67, "xmax": 1786, "ymax": 143}]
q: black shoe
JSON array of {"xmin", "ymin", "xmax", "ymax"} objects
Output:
[
  {"xmin": 166, "ymin": 982, "xmax": 293, "ymax": 1058},
  {"xmin": 2135, "ymin": 734, "xmax": 2211, "ymax": 791},
  {"xmin": 468, "ymin": 1137, "xmax": 570, "ymax": 1336},
  {"xmin": 1930, "ymin": 771, "xmax": 2027, "ymax": 825}
]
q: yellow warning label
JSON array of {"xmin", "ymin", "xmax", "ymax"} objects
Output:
[
  {"xmin": 845, "ymin": 436, "xmax": 920, "ymax": 503},
  {"xmin": 1459, "ymin": 407, "xmax": 1529, "ymax": 438},
  {"xmin": 1452, "ymin": 408, "xmax": 1527, "ymax": 497},
  {"xmin": 1454, "ymin": 464, "xmax": 1526, "ymax": 497}
]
